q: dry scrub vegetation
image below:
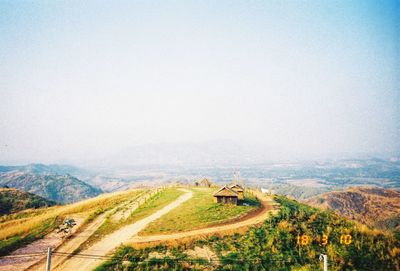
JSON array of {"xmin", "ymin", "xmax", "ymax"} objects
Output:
[{"xmin": 0, "ymin": 189, "xmax": 144, "ymax": 255}]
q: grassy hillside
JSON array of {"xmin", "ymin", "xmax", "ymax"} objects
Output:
[
  {"xmin": 0, "ymin": 171, "xmax": 101, "ymax": 203},
  {"xmin": 79, "ymin": 188, "xmax": 185, "ymax": 248},
  {"xmin": 97, "ymin": 195, "xmax": 399, "ymax": 271},
  {"xmin": 0, "ymin": 189, "xmax": 144, "ymax": 256},
  {"xmin": 0, "ymin": 188, "xmax": 55, "ymax": 215},
  {"xmin": 140, "ymin": 188, "xmax": 260, "ymax": 235},
  {"xmin": 305, "ymin": 187, "xmax": 400, "ymax": 231}
]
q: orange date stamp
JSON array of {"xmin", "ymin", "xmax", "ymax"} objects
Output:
[{"xmin": 296, "ymin": 234, "xmax": 352, "ymax": 245}]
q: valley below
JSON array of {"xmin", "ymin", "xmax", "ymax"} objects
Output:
[{"xmin": 0, "ymin": 158, "xmax": 399, "ymax": 270}]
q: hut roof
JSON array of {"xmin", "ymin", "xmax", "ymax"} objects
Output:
[
  {"xmin": 200, "ymin": 178, "xmax": 211, "ymax": 185},
  {"xmin": 229, "ymin": 184, "xmax": 244, "ymax": 192},
  {"xmin": 213, "ymin": 186, "xmax": 238, "ymax": 197}
]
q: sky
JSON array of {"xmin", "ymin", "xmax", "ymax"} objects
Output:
[{"xmin": 0, "ymin": 1, "xmax": 399, "ymax": 164}]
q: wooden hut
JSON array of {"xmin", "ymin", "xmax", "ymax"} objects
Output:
[
  {"xmin": 199, "ymin": 178, "xmax": 212, "ymax": 187},
  {"xmin": 213, "ymin": 186, "xmax": 238, "ymax": 205},
  {"xmin": 229, "ymin": 184, "xmax": 244, "ymax": 200}
]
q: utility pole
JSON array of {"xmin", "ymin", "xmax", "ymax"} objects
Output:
[
  {"xmin": 45, "ymin": 247, "xmax": 52, "ymax": 271},
  {"xmin": 319, "ymin": 254, "xmax": 328, "ymax": 271}
]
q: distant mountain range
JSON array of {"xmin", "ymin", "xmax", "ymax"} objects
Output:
[
  {"xmin": 0, "ymin": 188, "xmax": 56, "ymax": 215},
  {"xmin": 89, "ymin": 141, "xmax": 290, "ymax": 168},
  {"xmin": 0, "ymin": 163, "xmax": 86, "ymax": 176},
  {"xmin": 305, "ymin": 187, "xmax": 400, "ymax": 231},
  {"xmin": 0, "ymin": 164, "xmax": 101, "ymax": 203}
]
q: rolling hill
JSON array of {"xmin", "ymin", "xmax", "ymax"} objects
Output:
[
  {"xmin": 97, "ymin": 195, "xmax": 400, "ymax": 271},
  {"xmin": 0, "ymin": 186, "xmax": 398, "ymax": 271},
  {"xmin": 0, "ymin": 166, "xmax": 101, "ymax": 203},
  {"xmin": 0, "ymin": 188, "xmax": 56, "ymax": 215},
  {"xmin": 305, "ymin": 186, "xmax": 400, "ymax": 231}
]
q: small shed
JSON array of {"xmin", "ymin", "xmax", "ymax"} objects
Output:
[
  {"xmin": 229, "ymin": 184, "xmax": 244, "ymax": 200},
  {"xmin": 213, "ymin": 186, "xmax": 238, "ymax": 205},
  {"xmin": 198, "ymin": 178, "xmax": 212, "ymax": 187}
]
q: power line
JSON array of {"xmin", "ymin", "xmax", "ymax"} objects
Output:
[
  {"xmin": 0, "ymin": 250, "xmax": 341, "ymax": 262},
  {"xmin": 0, "ymin": 250, "xmax": 380, "ymax": 271},
  {"xmin": 1, "ymin": 250, "xmax": 313, "ymax": 263},
  {"xmin": 42, "ymin": 251, "xmax": 315, "ymax": 263},
  {"xmin": 0, "ymin": 253, "xmax": 46, "ymax": 259}
]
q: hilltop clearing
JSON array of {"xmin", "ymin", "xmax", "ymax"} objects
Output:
[
  {"xmin": 140, "ymin": 187, "xmax": 261, "ymax": 235},
  {"xmin": 129, "ymin": 191, "xmax": 275, "ymax": 246},
  {"xmin": 305, "ymin": 187, "xmax": 400, "ymax": 231},
  {"xmin": 97, "ymin": 195, "xmax": 399, "ymax": 271},
  {"xmin": 0, "ymin": 187, "xmax": 278, "ymax": 271},
  {"xmin": 34, "ymin": 188, "xmax": 275, "ymax": 271}
]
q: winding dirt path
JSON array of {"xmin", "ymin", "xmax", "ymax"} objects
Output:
[
  {"xmin": 50, "ymin": 189, "xmax": 193, "ymax": 271},
  {"xmin": 129, "ymin": 193, "xmax": 276, "ymax": 245},
  {"xmin": 19, "ymin": 189, "xmax": 276, "ymax": 271},
  {"xmin": 26, "ymin": 210, "xmax": 112, "ymax": 271},
  {"xmin": 26, "ymin": 190, "xmax": 154, "ymax": 271}
]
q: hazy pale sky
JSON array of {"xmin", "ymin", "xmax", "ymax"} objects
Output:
[{"xmin": 0, "ymin": 1, "xmax": 399, "ymax": 164}]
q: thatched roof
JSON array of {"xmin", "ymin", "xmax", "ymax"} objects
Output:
[
  {"xmin": 213, "ymin": 186, "xmax": 238, "ymax": 197},
  {"xmin": 229, "ymin": 184, "xmax": 244, "ymax": 192},
  {"xmin": 199, "ymin": 178, "xmax": 211, "ymax": 186}
]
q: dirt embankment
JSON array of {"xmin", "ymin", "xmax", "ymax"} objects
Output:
[
  {"xmin": 0, "ymin": 214, "xmax": 86, "ymax": 271},
  {"xmin": 28, "ymin": 190, "xmax": 158, "ymax": 271},
  {"xmin": 47, "ymin": 189, "xmax": 193, "ymax": 271}
]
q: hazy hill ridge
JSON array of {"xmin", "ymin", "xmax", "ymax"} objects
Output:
[
  {"xmin": 0, "ymin": 188, "xmax": 56, "ymax": 215},
  {"xmin": 305, "ymin": 187, "xmax": 400, "ymax": 231},
  {"xmin": 0, "ymin": 163, "xmax": 86, "ymax": 176},
  {"xmin": 0, "ymin": 164, "xmax": 101, "ymax": 203}
]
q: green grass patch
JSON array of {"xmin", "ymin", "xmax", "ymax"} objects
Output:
[
  {"xmin": 126, "ymin": 188, "xmax": 184, "ymax": 223},
  {"xmin": 140, "ymin": 188, "xmax": 260, "ymax": 235}
]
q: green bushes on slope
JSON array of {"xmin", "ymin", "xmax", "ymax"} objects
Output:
[
  {"xmin": 0, "ymin": 188, "xmax": 56, "ymax": 215},
  {"xmin": 96, "ymin": 195, "xmax": 400, "ymax": 271}
]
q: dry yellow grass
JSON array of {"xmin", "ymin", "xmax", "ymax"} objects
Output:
[
  {"xmin": 0, "ymin": 189, "xmax": 144, "ymax": 241},
  {"xmin": 305, "ymin": 187, "xmax": 400, "ymax": 230}
]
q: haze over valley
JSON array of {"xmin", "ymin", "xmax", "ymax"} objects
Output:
[{"xmin": 0, "ymin": 1, "xmax": 399, "ymax": 270}]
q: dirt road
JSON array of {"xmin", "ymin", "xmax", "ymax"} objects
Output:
[
  {"xmin": 26, "ymin": 190, "xmax": 154, "ymax": 271},
  {"xmin": 26, "ymin": 209, "xmax": 112, "ymax": 271},
  {"xmin": 0, "ymin": 214, "xmax": 86, "ymax": 271},
  {"xmin": 50, "ymin": 189, "xmax": 193, "ymax": 271},
  {"xmin": 129, "ymin": 193, "xmax": 276, "ymax": 244}
]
